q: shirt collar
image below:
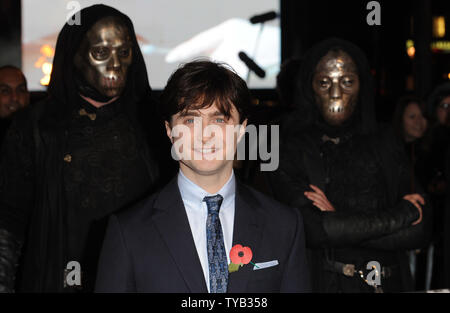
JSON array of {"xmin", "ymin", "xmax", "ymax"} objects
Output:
[{"xmin": 177, "ymin": 169, "xmax": 235, "ymax": 211}]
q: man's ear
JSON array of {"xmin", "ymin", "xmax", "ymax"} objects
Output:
[
  {"xmin": 165, "ymin": 120, "xmax": 174, "ymax": 144},
  {"xmin": 237, "ymin": 118, "xmax": 248, "ymax": 144}
]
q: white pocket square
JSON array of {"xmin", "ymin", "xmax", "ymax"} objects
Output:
[{"xmin": 253, "ymin": 260, "xmax": 279, "ymax": 270}]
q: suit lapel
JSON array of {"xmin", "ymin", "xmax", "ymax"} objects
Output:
[
  {"xmin": 151, "ymin": 177, "xmax": 208, "ymax": 293},
  {"xmin": 227, "ymin": 182, "xmax": 265, "ymax": 293}
]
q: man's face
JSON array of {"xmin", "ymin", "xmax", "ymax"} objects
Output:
[
  {"xmin": 165, "ymin": 103, "xmax": 247, "ymax": 176},
  {"xmin": 74, "ymin": 16, "xmax": 133, "ymax": 98},
  {"xmin": 312, "ymin": 50, "xmax": 360, "ymax": 126},
  {"xmin": 0, "ymin": 68, "xmax": 30, "ymax": 118}
]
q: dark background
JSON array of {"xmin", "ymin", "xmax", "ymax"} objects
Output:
[
  {"xmin": 281, "ymin": 0, "xmax": 450, "ymax": 122},
  {"xmin": 1, "ymin": 0, "xmax": 450, "ymax": 123}
]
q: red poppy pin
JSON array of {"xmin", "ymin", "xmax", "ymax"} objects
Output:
[{"xmin": 228, "ymin": 244, "xmax": 259, "ymax": 273}]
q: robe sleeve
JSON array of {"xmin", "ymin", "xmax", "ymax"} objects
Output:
[
  {"xmin": 268, "ymin": 131, "xmax": 423, "ymax": 249},
  {"xmin": 0, "ymin": 111, "xmax": 35, "ymax": 240}
]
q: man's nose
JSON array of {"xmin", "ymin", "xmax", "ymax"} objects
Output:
[
  {"xmin": 11, "ymin": 90, "xmax": 18, "ymax": 102},
  {"xmin": 108, "ymin": 51, "xmax": 121, "ymax": 70},
  {"xmin": 192, "ymin": 119, "xmax": 205, "ymax": 142},
  {"xmin": 201, "ymin": 122, "xmax": 214, "ymax": 143},
  {"xmin": 330, "ymin": 82, "xmax": 342, "ymax": 99}
]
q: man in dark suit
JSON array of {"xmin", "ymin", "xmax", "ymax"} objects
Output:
[{"xmin": 95, "ymin": 60, "xmax": 310, "ymax": 293}]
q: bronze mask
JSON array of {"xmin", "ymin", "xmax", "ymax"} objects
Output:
[
  {"xmin": 74, "ymin": 16, "xmax": 133, "ymax": 98},
  {"xmin": 312, "ymin": 50, "xmax": 360, "ymax": 126}
]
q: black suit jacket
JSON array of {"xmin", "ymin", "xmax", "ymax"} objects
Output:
[{"xmin": 95, "ymin": 177, "xmax": 310, "ymax": 292}]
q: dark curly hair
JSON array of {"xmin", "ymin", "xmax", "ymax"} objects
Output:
[{"xmin": 160, "ymin": 60, "xmax": 251, "ymax": 124}]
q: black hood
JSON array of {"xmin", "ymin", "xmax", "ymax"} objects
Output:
[
  {"xmin": 287, "ymin": 37, "xmax": 377, "ymax": 136},
  {"xmin": 47, "ymin": 4, "xmax": 153, "ymax": 121}
]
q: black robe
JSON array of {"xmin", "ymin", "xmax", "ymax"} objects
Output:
[
  {"xmin": 269, "ymin": 124, "xmax": 432, "ymax": 292},
  {"xmin": 0, "ymin": 5, "xmax": 164, "ymax": 292},
  {"xmin": 268, "ymin": 38, "xmax": 432, "ymax": 292}
]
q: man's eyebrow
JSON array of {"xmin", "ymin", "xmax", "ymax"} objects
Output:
[
  {"xmin": 208, "ymin": 111, "xmax": 226, "ymax": 117},
  {"xmin": 0, "ymin": 83, "xmax": 11, "ymax": 89},
  {"xmin": 178, "ymin": 110, "xmax": 201, "ymax": 117}
]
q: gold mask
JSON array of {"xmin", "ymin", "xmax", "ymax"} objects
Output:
[
  {"xmin": 312, "ymin": 50, "xmax": 360, "ymax": 126},
  {"xmin": 74, "ymin": 16, "xmax": 133, "ymax": 98}
]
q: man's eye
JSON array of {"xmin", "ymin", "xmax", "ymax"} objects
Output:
[
  {"xmin": 185, "ymin": 118, "xmax": 195, "ymax": 124},
  {"xmin": 0, "ymin": 88, "xmax": 10, "ymax": 95},
  {"xmin": 215, "ymin": 118, "xmax": 225, "ymax": 123},
  {"xmin": 319, "ymin": 79, "xmax": 330, "ymax": 88},
  {"xmin": 342, "ymin": 79, "xmax": 353, "ymax": 87},
  {"xmin": 92, "ymin": 47, "xmax": 109, "ymax": 58},
  {"xmin": 118, "ymin": 48, "xmax": 130, "ymax": 57}
]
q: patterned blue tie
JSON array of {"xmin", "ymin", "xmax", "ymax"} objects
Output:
[{"xmin": 204, "ymin": 194, "xmax": 228, "ymax": 293}]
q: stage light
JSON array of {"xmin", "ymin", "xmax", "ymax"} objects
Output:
[
  {"xmin": 433, "ymin": 16, "xmax": 446, "ymax": 38},
  {"xmin": 407, "ymin": 46, "xmax": 415, "ymax": 58},
  {"xmin": 40, "ymin": 62, "xmax": 52, "ymax": 86}
]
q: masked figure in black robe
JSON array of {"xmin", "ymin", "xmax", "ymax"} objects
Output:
[
  {"xmin": 268, "ymin": 38, "xmax": 431, "ymax": 292},
  {"xmin": 0, "ymin": 5, "xmax": 164, "ymax": 292}
]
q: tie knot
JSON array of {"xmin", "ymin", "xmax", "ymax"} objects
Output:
[{"xmin": 203, "ymin": 194, "xmax": 223, "ymax": 214}]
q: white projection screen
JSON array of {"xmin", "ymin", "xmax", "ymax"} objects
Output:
[{"xmin": 22, "ymin": 0, "xmax": 280, "ymax": 91}]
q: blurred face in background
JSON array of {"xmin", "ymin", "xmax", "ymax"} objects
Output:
[
  {"xmin": 0, "ymin": 67, "xmax": 30, "ymax": 118},
  {"xmin": 436, "ymin": 95, "xmax": 450, "ymax": 126},
  {"xmin": 403, "ymin": 102, "xmax": 427, "ymax": 142}
]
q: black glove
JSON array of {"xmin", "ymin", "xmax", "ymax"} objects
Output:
[{"xmin": 322, "ymin": 199, "xmax": 420, "ymax": 247}]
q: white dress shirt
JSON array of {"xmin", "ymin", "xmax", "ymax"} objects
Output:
[{"xmin": 177, "ymin": 169, "xmax": 235, "ymax": 293}]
